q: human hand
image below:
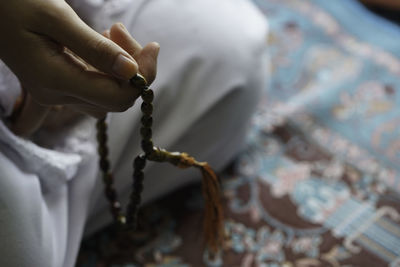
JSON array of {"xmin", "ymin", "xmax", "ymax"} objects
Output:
[
  {"xmin": 39, "ymin": 23, "xmax": 160, "ymax": 132},
  {"xmin": 0, "ymin": 0, "xmax": 159, "ymax": 135}
]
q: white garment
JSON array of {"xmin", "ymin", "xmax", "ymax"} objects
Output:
[{"xmin": 0, "ymin": 0, "xmax": 269, "ymax": 266}]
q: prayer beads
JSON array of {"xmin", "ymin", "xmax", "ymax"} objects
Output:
[{"xmin": 96, "ymin": 74, "xmax": 224, "ymax": 253}]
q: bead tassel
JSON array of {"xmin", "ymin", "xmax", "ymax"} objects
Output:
[{"xmin": 200, "ymin": 164, "xmax": 224, "ymax": 253}]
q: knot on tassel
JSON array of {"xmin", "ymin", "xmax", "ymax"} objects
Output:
[
  {"xmin": 177, "ymin": 152, "xmax": 196, "ymax": 169},
  {"xmin": 165, "ymin": 151, "xmax": 224, "ymax": 253}
]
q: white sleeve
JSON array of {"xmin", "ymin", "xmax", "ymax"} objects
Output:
[{"xmin": 0, "ymin": 61, "xmax": 90, "ymax": 267}]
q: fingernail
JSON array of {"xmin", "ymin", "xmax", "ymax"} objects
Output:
[
  {"xmin": 153, "ymin": 42, "xmax": 160, "ymax": 56},
  {"xmin": 118, "ymin": 23, "xmax": 127, "ymax": 32},
  {"xmin": 113, "ymin": 54, "xmax": 138, "ymax": 80}
]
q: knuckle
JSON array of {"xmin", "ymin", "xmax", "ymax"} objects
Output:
[
  {"xmin": 91, "ymin": 38, "xmax": 109, "ymax": 52},
  {"xmin": 88, "ymin": 38, "xmax": 113, "ymax": 64}
]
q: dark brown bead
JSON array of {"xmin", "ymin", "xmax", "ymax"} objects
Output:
[
  {"xmin": 105, "ymin": 188, "xmax": 117, "ymax": 201},
  {"xmin": 126, "ymin": 202, "xmax": 135, "ymax": 212},
  {"xmin": 133, "ymin": 182, "xmax": 143, "ymax": 193},
  {"xmin": 126, "ymin": 206, "xmax": 138, "ymax": 217},
  {"xmin": 140, "ymin": 127, "xmax": 152, "ymax": 140},
  {"xmin": 133, "ymin": 170, "xmax": 144, "ymax": 181},
  {"xmin": 99, "ymin": 158, "xmax": 110, "ymax": 170},
  {"xmin": 97, "ymin": 122, "xmax": 106, "ymax": 131},
  {"xmin": 145, "ymin": 150, "xmax": 156, "ymax": 161},
  {"xmin": 141, "ymin": 115, "xmax": 153, "ymax": 128},
  {"xmin": 98, "ymin": 145, "xmax": 109, "ymax": 157},
  {"xmin": 96, "ymin": 131, "xmax": 107, "ymax": 143},
  {"xmin": 141, "ymin": 102, "xmax": 153, "ymax": 115},
  {"xmin": 111, "ymin": 203, "xmax": 122, "ymax": 217},
  {"xmin": 141, "ymin": 139, "xmax": 154, "ymax": 154},
  {"xmin": 96, "ymin": 119, "xmax": 107, "ymax": 130},
  {"xmin": 126, "ymin": 214, "xmax": 137, "ymax": 228},
  {"xmin": 102, "ymin": 173, "xmax": 113, "ymax": 185},
  {"xmin": 133, "ymin": 155, "xmax": 146, "ymax": 170},
  {"xmin": 130, "ymin": 74, "xmax": 148, "ymax": 89},
  {"xmin": 130, "ymin": 193, "xmax": 141, "ymax": 204},
  {"xmin": 141, "ymin": 89, "xmax": 154, "ymax": 103},
  {"xmin": 96, "ymin": 129, "xmax": 107, "ymax": 140}
]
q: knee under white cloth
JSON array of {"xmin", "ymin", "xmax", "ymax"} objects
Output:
[{"xmin": 0, "ymin": 0, "xmax": 269, "ymax": 266}]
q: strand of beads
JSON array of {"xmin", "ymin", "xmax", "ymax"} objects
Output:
[
  {"xmin": 125, "ymin": 74, "xmax": 154, "ymax": 229},
  {"xmin": 96, "ymin": 74, "xmax": 223, "ymax": 253},
  {"xmin": 96, "ymin": 118, "xmax": 125, "ymax": 226},
  {"xmin": 96, "ymin": 74, "xmax": 156, "ymax": 231},
  {"xmin": 96, "ymin": 74, "xmax": 152, "ymax": 231}
]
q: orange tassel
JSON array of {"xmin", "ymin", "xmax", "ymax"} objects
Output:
[
  {"xmin": 170, "ymin": 152, "xmax": 224, "ymax": 253},
  {"xmin": 200, "ymin": 163, "xmax": 224, "ymax": 254}
]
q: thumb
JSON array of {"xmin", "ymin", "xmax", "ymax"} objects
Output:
[
  {"xmin": 10, "ymin": 92, "xmax": 50, "ymax": 137},
  {"xmin": 42, "ymin": 4, "xmax": 138, "ymax": 80}
]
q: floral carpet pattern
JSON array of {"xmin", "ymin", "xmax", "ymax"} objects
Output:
[{"xmin": 77, "ymin": 0, "xmax": 400, "ymax": 266}]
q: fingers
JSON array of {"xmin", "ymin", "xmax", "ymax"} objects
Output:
[
  {"xmin": 136, "ymin": 43, "xmax": 160, "ymax": 85},
  {"xmin": 102, "ymin": 30, "xmax": 111, "ymax": 39},
  {"xmin": 25, "ymin": 34, "xmax": 140, "ymax": 112},
  {"xmin": 108, "ymin": 23, "xmax": 160, "ymax": 84},
  {"xmin": 109, "ymin": 23, "xmax": 142, "ymax": 59},
  {"xmin": 39, "ymin": 3, "xmax": 138, "ymax": 80}
]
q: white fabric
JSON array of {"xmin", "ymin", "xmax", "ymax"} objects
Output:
[
  {"xmin": 0, "ymin": 121, "xmax": 81, "ymax": 192},
  {"xmin": 0, "ymin": 0, "xmax": 269, "ymax": 266},
  {"xmin": 0, "ymin": 61, "xmax": 21, "ymax": 117}
]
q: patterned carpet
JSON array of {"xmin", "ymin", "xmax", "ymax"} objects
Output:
[{"xmin": 77, "ymin": 0, "xmax": 400, "ymax": 266}]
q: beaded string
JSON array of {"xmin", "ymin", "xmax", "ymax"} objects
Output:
[{"xmin": 96, "ymin": 74, "xmax": 224, "ymax": 253}]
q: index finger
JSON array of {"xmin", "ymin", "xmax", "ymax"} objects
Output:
[{"xmin": 27, "ymin": 35, "xmax": 141, "ymax": 112}]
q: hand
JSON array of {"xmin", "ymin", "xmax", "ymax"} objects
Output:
[
  {"xmin": 0, "ymin": 0, "xmax": 159, "ymax": 135},
  {"xmin": 102, "ymin": 23, "xmax": 159, "ymax": 87},
  {"xmin": 39, "ymin": 23, "xmax": 160, "ymax": 132}
]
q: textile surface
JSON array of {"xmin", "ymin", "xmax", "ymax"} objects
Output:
[{"xmin": 77, "ymin": 0, "xmax": 400, "ymax": 266}]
